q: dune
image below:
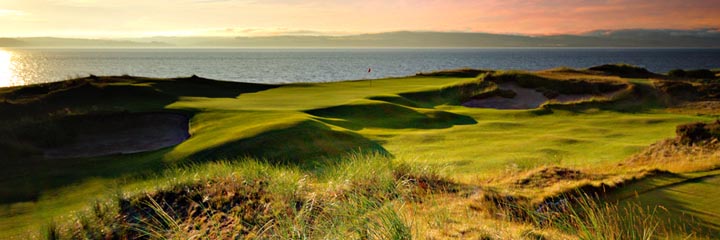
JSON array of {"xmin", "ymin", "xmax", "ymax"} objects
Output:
[{"xmin": 462, "ymin": 82, "xmax": 627, "ymax": 109}]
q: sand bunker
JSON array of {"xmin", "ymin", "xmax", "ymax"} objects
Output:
[
  {"xmin": 44, "ymin": 113, "xmax": 190, "ymax": 159},
  {"xmin": 462, "ymin": 83, "xmax": 624, "ymax": 109},
  {"xmin": 463, "ymin": 83, "xmax": 547, "ymax": 109}
]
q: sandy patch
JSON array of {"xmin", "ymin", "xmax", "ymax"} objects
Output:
[
  {"xmin": 462, "ymin": 83, "xmax": 547, "ymax": 109},
  {"xmin": 553, "ymin": 89, "xmax": 625, "ymax": 103},
  {"xmin": 44, "ymin": 113, "xmax": 190, "ymax": 159},
  {"xmin": 463, "ymin": 82, "xmax": 625, "ymax": 109}
]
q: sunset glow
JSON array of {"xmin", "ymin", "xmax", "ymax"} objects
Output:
[{"xmin": 0, "ymin": 0, "xmax": 718, "ymax": 37}]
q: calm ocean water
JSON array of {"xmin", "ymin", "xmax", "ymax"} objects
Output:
[{"xmin": 1, "ymin": 48, "xmax": 719, "ymax": 87}]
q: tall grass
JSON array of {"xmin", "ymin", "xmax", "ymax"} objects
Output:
[
  {"xmin": 541, "ymin": 194, "xmax": 666, "ymax": 240},
  {"xmin": 478, "ymin": 190, "xmax": 709, "ymax": 240},
  {"xmin": 46, "ymin": 154, "xmax": 427, "ymax": 239}
]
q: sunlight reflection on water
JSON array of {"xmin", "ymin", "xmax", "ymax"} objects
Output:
[
  {"xmin": 1, "ymin": 48, "xmax": 720, "ymax": 88},
  {"xmin": 0, "ymin": 49, "xmax": 14, "ymax": 87}
]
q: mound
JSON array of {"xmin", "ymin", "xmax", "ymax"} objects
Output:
[
  {"xmin": 463, "ymin": 82, "xmax": 547, "ymax": 109},
  {"xmin": 0, "ymin": 76, "xmax": 278, "ymax": 121},
  {"xmin": 621, "ymin": 120, "xmax": 720, "ymax": 173},
  {"xmin": 486, "ymin": 72, "xmax": 629, "ymax": 94},
  {"xmin": 587, "ymin": 64, "xmax": 658, "ymax": 78},
  {"xmin": 415, "ymin": 68, "xmax": 492, "ymax": 78},
  {"xmin": 118, "ymin": 177, "xmax": 280, "ymax": 239},
  {"xmin": 398, "ymin": 80, "xmax": 494, "ymax": 108},
  {"xmin": 367, "ymin": 95, "xmax": 420, "ymax": 108},
  {"xmin": 462, "ymin": 81, "xmax": 629, "ymax": 110},
  {"xmin": 514, "ymin": 167, "xmax": 587, "ymax": 188},
  {"xmin": 187, "ymin": 120, "xmax": 389, "ymax": 164},
  {"xmin": 306, "ymin": 102, "xmax": 476, "ymax": 129},
  {"xmin": 0, "ymin": 81, "xmax": 177, "ymax": 121},
  {"xmin": 668, "ymin": 69, "xmax": 718, "ymax": 79},
  {"xmin": 656, "ymin": 80, "xmax": 720, "ymax": 101},
  {"xmin": 676, "ymin": 120, "xmax": 720, "ymax": 145},
  {"xmin": 42, "ymin": 112, "xmax": 190, "ymax": 159}
]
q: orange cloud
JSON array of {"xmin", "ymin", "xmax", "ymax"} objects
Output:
[{"xmin": 0, "ymin": 0, "xmax": 718, "ymax": 37}]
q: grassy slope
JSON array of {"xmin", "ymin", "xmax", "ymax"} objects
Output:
[{"xmin": 0, "ymin": 70, "xmax": 718, "ymax": 238}]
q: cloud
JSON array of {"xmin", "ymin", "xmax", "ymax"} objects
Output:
[
  {"xmin": 204, "ymin": 27, "xmax": 354, "ymax": 36},
  {"xmin": 0, "ymin": 0, "xmax": 718, "ymax": 37},
  {"xmin": 0, "ymin": 9, "xmax": 26, "ymax": 17}
]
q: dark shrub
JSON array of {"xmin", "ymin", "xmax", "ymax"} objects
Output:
[
  {"xmin": 685, "ymin": 69, "xmax": 717, "ymax": 79},
  {"xmin": 676, "ymin": 120, "xmax": 720, "ymax": 145},
  {"xmin": 668, "ymin": 69, "xmax": 716, "ymax": 79},
  {"xmin": 668, "ymin": 69, "xmax": 686, "ymax": 77},
  {"xmin": 588, "ymin": 64, "xmax": 655, "ymax": 78},
  {"xmin": 416, "ymin": 69, "xmax": 492, "ymax": 78},
  {"xmin": 656, "ymin": 81, "xmax": 698, "ymax": 101},
  {"xmin": 536, "ymin": 87, "xmax": 560, "ymax": 99}
]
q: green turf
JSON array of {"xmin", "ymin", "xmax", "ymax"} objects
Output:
[
  {"xmin": 613, "ymin": 170, "xmax": 720, "ymax": 234},
  {"xmin": 0, "ymin": 71, "xmax": 717, "ymax": 238}
]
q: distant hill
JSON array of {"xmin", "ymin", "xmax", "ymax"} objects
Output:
[
  {"xmin": 581, "ymin": 29, "xmax": 720, "ymax": 47},
  {"xmin": 2, "ymin": 29, "xmax": 719, "ymax": 48},
  {"xmin": 0, "ymin": 38, "xmax": 26, "ymax": 47},
  {"xmin": 0, "ymin": 37, "xmax": 171, "ymax": 48}
]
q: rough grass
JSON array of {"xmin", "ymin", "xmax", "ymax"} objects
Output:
[{"xmin": 46, "ymin": 155, "xmax": 446, "ymax": 239}]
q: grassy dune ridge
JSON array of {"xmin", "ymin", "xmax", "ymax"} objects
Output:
[{"xmin": 1, "ymin": 65, "xmax": 719, "ymax": 238}]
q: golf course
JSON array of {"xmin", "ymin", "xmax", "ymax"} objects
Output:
[{"xmin": 1, "ymin": 64, "xmax": 719, "ymax": 239}]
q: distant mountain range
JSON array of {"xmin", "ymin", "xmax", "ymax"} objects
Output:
[{"xmin": 2, "ymin": 29, "xmax": 719, "ymax": 48}]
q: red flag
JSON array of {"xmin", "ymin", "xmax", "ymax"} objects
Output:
[{"xmin": 368, "ymin": 68, "xmax": 372, "ymax": 73}]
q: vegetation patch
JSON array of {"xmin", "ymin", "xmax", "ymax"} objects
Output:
[
  {"xmin": 398, "ymin": 80, "xmax": 494, "ymax": 107},
  {"xmin": 48, "ymin": 156, "xmax": 454, "ymax": 239},
  {"xmin": 676, "ymin": 120, "xmax": 720, "ymax": 145},
  {"xmin": 415, "ymin": 68, "xmax": 492, "ymax": 78},
  {"xmin": 587, "ymin": 64, "xmax": 659, "ymax": 78},
  {"xmin": 656, "ymin": 80, "xmax": 720, "ymax": 101},
  {"xmin": 625, "ymin": 121, "xmax": 720, "ymax": 172},
  {"xmin": 513, "ymin": 167, "xmax": 589, "ymax": 188},
  {"xmin": 668, "ymin": 69, "xmax": 718, "ymax": 80},
  {"xmin": 472, "ymin": 168, "xmax": 710, "ymax": 238}
]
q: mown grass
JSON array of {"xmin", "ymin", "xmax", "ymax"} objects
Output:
[{"xmin": 1, "ymin": 66, "xmax": 719, "ymax": 238}]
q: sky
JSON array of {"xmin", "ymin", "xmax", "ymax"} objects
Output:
[{"xmin": 0, "ymin": 0, "xmax": 719, "ymax": 38}]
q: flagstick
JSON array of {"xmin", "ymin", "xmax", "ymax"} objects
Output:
[{"xmin": 368, "ymin": 68, "xmax": 372, "ymax": 87}]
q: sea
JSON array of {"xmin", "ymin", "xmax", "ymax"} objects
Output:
[{"xmin": 1, "ymin": 48, "xmax": 719, "ymax": 87}]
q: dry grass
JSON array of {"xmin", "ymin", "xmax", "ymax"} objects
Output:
[
  {"xmin": 46, "ymin": 156, "xmax": 465, "ymax": 239},
  {"xmin": 624, "ymin": 138, "xmax": 720, "ymax": 173}
]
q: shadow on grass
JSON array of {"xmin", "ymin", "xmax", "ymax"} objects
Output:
[
  {"xmin": 0, "ymin": 76, "xmax": 282, "ymax": 204},
  {"xmin": 0, "ymin": 76, "xmax": 279, "ymax": 120},
  {"xmin": 0, "ymin": 148, "xmax": 172, "ymax": 204},
  {"xmin": 537, "ymin": 81, "xmax": 669, "ymax": 114},
  {"xmin": 0, "ymin": 119, "xmax": 390, "ymax": 204},
  {"xmin": 186, "ymin": 120, "xmax": 391, "ymax": 169},
  {"xmin": 607, "ymin": 172, "xmax": 720, "ymax": 236},
  {"xmin": 149, "ymin": 76, "xmax": 278, "ymax": 98},
  {"xmin": 305, "ymin": 102, "xmax": 477, "ymax": 130}
]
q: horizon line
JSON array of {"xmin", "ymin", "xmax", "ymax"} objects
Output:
[{"xmin": 3, "ymin": 27, "xmax": 719, "ymax": 39}]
